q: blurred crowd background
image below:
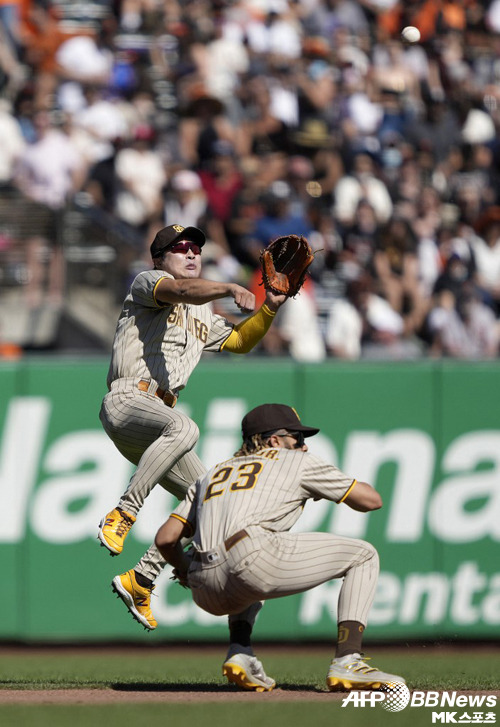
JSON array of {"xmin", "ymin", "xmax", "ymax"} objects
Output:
[{"xmin": 1, "ymin": 0, "xmax": 500, "ymax": 361}]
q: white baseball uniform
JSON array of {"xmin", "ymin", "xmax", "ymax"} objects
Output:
[
  {"xmin": 171, "ymin": 447, "xmax": 380, "ymax": 625},
  {"xmin": 99, "ymin": 268, "xmax": 235, "ymax": 578}
]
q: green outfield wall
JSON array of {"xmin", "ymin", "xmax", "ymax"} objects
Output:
[{"xmin": 1, "ymin": 357, "xmax": 499, "ymax": 643}]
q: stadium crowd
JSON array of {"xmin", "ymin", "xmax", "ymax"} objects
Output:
[{"xmin": 1, "ymin": 0, "xmax": 500, "ymax": 360}]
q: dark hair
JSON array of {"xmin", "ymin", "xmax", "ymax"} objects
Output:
[{"xmin": 234, "ymin": 434, "xmax": 270, "ymax": 457}]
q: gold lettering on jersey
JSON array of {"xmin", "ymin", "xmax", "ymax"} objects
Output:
[
  {"xmin": 204, "ymin": 462, "xmax": 263, "ymax": 501},
  {"xmin": 166, "ymin": 305, "xmax": 208, "ymax": 343},
  {"xmin": 262, "ymin": 449, "xmax": 278, "ymax": 460},
  {"xmin": 231, "ymin": 462, "xmax": 263, "ymax": 491},
  {"xmin": 204, "ymin": 466, "xmax": 233, "ymax": 501},
  {"xmin": 187, "ymin": 315, "xmax": 208, "ymax": 343},
  {"xmin": 167, "ymin": 304, "xmax": 184, "ymax": 327}
]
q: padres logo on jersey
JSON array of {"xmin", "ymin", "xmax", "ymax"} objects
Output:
[{"xmin": 167, "ymin": 304, "xmax": 208, "ymax": 343}]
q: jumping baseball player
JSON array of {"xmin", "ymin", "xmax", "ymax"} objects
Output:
[
  {"xmin": 155, "ymin": 403, "xmax": 406, "ymax": 692},
  {"xmin": 98, "ymin": 224, "xmax": 287, "ymax": 629}
]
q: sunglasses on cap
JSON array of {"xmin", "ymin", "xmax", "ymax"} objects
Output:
[{"xmin": 167, "ymin": 241, "xmax": 202, "ymax": 255}]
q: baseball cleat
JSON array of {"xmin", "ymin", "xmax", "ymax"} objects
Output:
[
  {"xmin": 326, "ymin": 653, "xmax": 405, "ymax": 691},
  {"xmin": 98, "ymin": 507, "xmax": 136, "ymax": 555},
  {"xmin": 111, "ymin": 569, "xmax": 157, "ymax": 630},
  {"xmin": 223, "ymin": 653, "xmax": 276, "ymax": 692}
]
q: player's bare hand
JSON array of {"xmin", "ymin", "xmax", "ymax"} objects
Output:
[
  {"xmin": 265, "ymin": 289, "xmax": 287, "ymax": 312},
  {"xmin": 230, "ymin": 284, "xmax": 255, "ymax": 313}
]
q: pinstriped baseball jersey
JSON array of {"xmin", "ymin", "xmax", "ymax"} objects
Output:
[
  {"xmin": 172, "ymin": 449, "xmax": 355, "ymax": 549},
  {"xmin": 106, "ymin": 269, "xmax": 234, "ymax": 392}
]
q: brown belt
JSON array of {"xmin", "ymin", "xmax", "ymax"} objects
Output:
[
  {"xmin": 138, "ymin": 380, "xmax": 177, "ymax": 408},
  {"xmin": 224, "ymin": 529, "xmax": 249, "ymax": 551},
  {"xmin": 192, "ymin": 529, "xmax": 249, "ymax": 562}
]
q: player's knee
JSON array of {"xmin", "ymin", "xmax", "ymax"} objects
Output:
[
  {"xmin": 354, "ymin": 539, "xmax": 379, "ymax": 568},
  {"xmin": 182, "ymin": 418, "xmax": 200, "ymax": 447},
  {"xmin": 163, "ymin": 415, "xmax": 199, "ymax": 448},
  {"xmin": 364, "ymin": 542, "xmax": 379, "ymax": 570}
]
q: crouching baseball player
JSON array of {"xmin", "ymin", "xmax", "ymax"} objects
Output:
[{"xmin": 155, "ymin": 403, "xmax": 405, "ymax": 692}]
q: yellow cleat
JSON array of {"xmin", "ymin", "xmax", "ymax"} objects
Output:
[
  {"xmin": 98, "ymin": 507, "xmax": 136, "ymax": 555},
  {"xmin": 223, "ymin": 653, "xmax": 276, "ymax": 692},
  {"xmin": 326, "ymin": 653, "xmax": 405, "ymax": 691},
  {"xmin": 111, "ymin": 569, "xmax": 157, "ymax": 630}
]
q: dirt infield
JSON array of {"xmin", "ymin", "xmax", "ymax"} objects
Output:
[
  {"xmin": 1, "ymin": 689, "xmax": 499, "ymax": 705},
  {"xmin": 0, "ymin": 688, "xmax": 340, "ymax": 704}
]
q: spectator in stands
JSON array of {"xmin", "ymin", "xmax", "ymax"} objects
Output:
[
  {"xmin": 164, "ymin": 169, "xmax": 207, "ymax": 230},
  {"xmin": 189, "ymin": 14, "xmax": 250, "ymax": 109},
  {"xmin": 471, "ymin": 206, "xmax": 500, "ymax": 315},
  {"xmin": 13, "ymin": 109, "xmax": 86, "ymax": 306},
  {"xmin": 326, "ymin": 273, "xmax": 421, "ymax": 360},
  {"xmin": 333, "ymin": 149, "xmax": 393, "ymax": 227},
  {"xmin": 83, "ymin": 134, "xmax": 122, "ymax": 215},
  {"xmin": 417, "ymin": 208, "xmax": 473, "ymax": 298},
  {"xmin": 427, "ymin": 285, "xmax": 499, "ymax": 359},
  {"xmin": 0, "ymin": 0, "xmax": 21, "ymax": 55},
  {"xmin": 433, "ymin": 252, "xmax": 475, "ymax": 302},
  {"xmin": 339, "ymin": 198, "xmax": 379, "ymax": 280},
  {"xmin": 70, "ymin": 83, "xmax": 129, "ymax": 165},
  {"xmin": 114, "ymin": 123, "xmax": 167, "ymax": 234},
  {"xmin": 406, "ymin": 95, "xmax": 462, "ymax": 165},
  {"xmin": 285, "ymin": 154, "xmax": 315, "ymax": 218},
  {"xmin": 198, "ymin": 139, "xmax": 244, "ymax": 253},
  {"xmin": 325, "ymin": 280, "xmax": 364, "ymax": 361},
  {"xmin": 238, "ymin": 74, "xmax": 291, "ymax": 157},
  {"xmin": 244, "ymin": 179, "xmax": 312, "ymax": 267},
  {"xmin": 277, "ymin": 281, "xmax": 327, "ymax": 363},
  {"xmin": 412, "ymin": 185, "xmax": 443, "ymax": 243},
  {"xmin": 0, "ymin": 16, "xmax": 24, "ymax": 100},
  {"xmin": 55, "ymin": 25, "xmax": 114, "ymax": 90},
  {"xmin": 0, "ymin": 97, "xmax": 25, "ymax": 185},
  {"xmin": 374, "ymin": 214, "xmax": 428, "ymax": 335},
  {"xmin": 177, "ymin": 81, "xmax": 237, "ymax": 168}
]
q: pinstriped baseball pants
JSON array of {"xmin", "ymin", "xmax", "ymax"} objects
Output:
[
  {"xmin": 99, "ymin": 379, "xmax": 206, "ymax": 579},
  {"xmin": 188, "ymin": 528, "xmax": 379, "ymax": 627}
]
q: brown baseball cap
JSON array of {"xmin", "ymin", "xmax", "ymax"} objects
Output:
[
  {"xmin": 242, "ymin": 403, "xmax": 319, "ymax": 439},
  {"xmin": 150, "ymin": 224, "xmax": 206, "ymax": 258}
]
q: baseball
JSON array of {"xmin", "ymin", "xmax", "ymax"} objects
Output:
[{"xmin": 401, "ymin": 26, "xmax": 421, "ymax": 43}]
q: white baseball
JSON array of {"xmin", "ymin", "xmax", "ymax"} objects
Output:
[{"xmin": 401, "ymin": 26, "xmax": 421, "ymax": 43}]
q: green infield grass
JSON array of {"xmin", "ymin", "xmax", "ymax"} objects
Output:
[{"xmin": 0, "ymin": 645, "xmax": 499, "ymax": 691}]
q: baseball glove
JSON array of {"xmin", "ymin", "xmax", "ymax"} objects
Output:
[{"xmin": 260, "ymin": 234, "xmax": 315, "ymax": 297}]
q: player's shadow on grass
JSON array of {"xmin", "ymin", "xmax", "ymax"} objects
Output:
[{"xmin": 112, "ymin": 682, "xmax": 323, "ymax": 693}]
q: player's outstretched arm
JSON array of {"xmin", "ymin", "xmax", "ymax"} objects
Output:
[
  {"xmin": 155, "ymin": 278, "xmax": 255, "ymax": 313},
  {"xmin": 222, "ymin": 290, "xmax": 287, "ymax": 354},
  {"xmin": 342, "ymin": 481, "xmax": 382, "ymax": 512}
]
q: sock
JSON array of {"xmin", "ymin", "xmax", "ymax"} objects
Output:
[
  {"xmin": 227, "ymin": 620, "xmax": 253, "ymax": 657},
  {"xmin": 134, "ymin": 571, "xmax": 153, "ymax": 589},
  {"xmin": 335, "ymin": 620, "xmax": 365, "ymax": 658}
]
